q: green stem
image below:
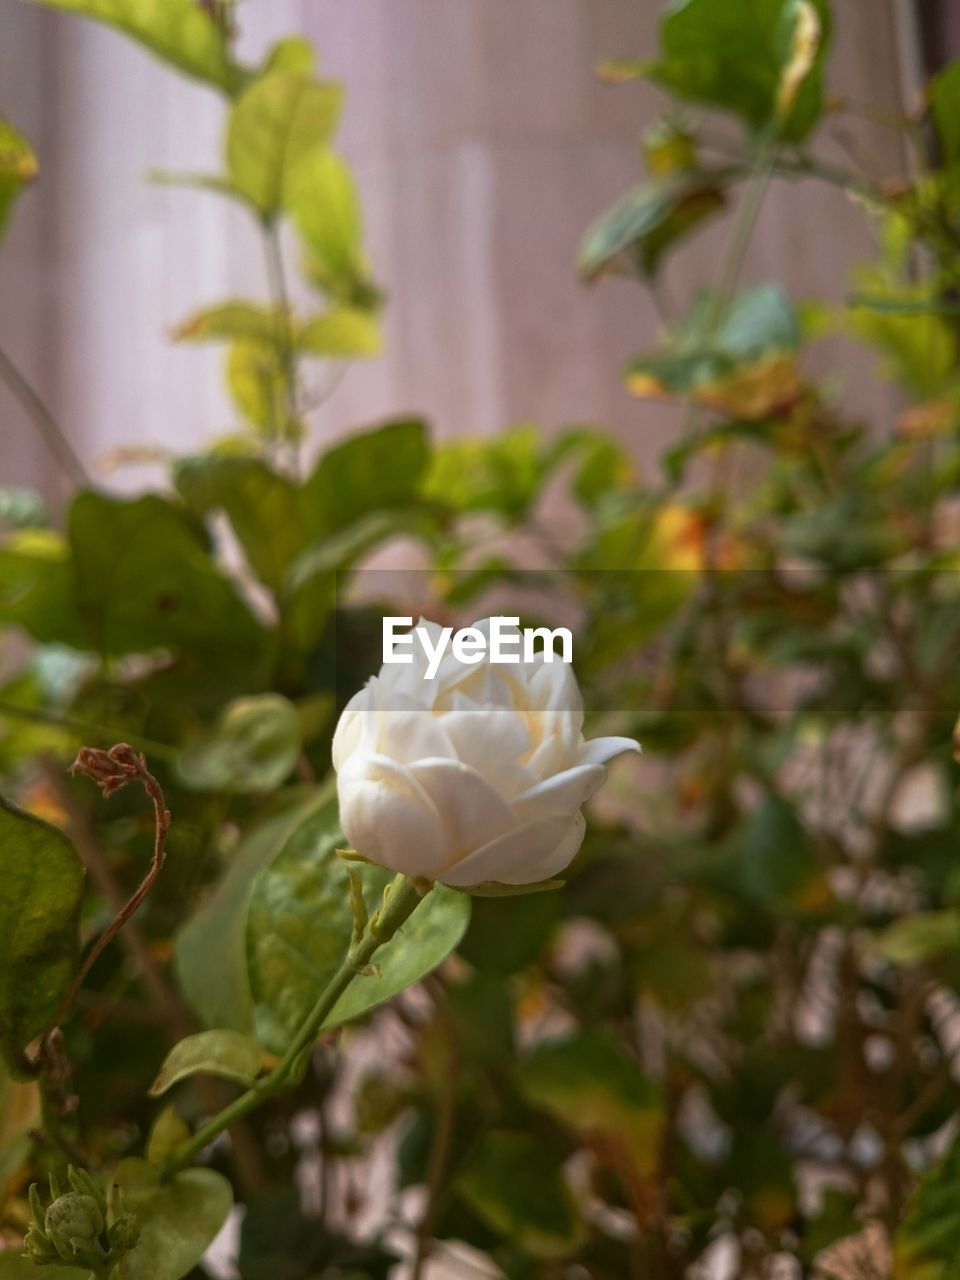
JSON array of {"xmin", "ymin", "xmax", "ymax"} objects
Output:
[
  {"xmin": 262, "ymin": 220, "xmax": 300, "ymax": 465},
  {"xmin": 706, "ymin": 142, "xmax": 777, "ymax": 332},
  {"xmin": 0, "ymin": 342, "xmax": 89, "ymax": 487},
  {"xmin": 0, "ymin": 701, "xmax": 176, "ymax": 761},
  {"xmin": 162, "ymin": 873, "xmax": 428, "ymax": 1179},
  {"xmin": 678, "ymin": 140, "xmax": 777, "ymax": 445}
]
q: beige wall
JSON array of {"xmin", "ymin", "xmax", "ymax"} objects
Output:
[{"xmin": 0, "ymin": 0, "xmax": 915, "ymax": 501}]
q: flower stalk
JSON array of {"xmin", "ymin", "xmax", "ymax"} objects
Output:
[{"xmin": 162, "ymin": 872, "xmax": 428, "ymax": 1178}]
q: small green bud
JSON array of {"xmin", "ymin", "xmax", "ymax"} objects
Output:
[
  {"xmin": 28, "ymin": 1183, "xmax": 45, "ymax": 1230},
  {"xmin": 22, "ymin": 1224, "xmax": 60, "ymax": 1267},
  {"xmin": 22, "ymin": 1168, "xmax": 138, "ymax": 1278},
  {"xmin": 45, "ymin": 1191, "xmax": 106, "ymax": 1248},
  {"xmin": 108, "ymin": 1210, "xmax": 141, "ymax": 1254}
]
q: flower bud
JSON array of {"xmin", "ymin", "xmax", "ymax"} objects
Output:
[
  {"xmin": 334, "ymin": 616, "xmax": 639, "ymax": 888},
  {"xmin": 108, "ymin": 1210, "xmax": 141, "ymax": 1255},
  {"xmin": 22, "ymin": 1167, "xmax": 139, "ymax": 1277},
  {"xmin": 45, "ymin": 1192, "xmax": 107, "ymax": 1268}
]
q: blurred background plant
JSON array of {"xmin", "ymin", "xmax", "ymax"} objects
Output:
[{"xmin": 1, "ymin": 1, "xmax": 960, "ymax": 1278}]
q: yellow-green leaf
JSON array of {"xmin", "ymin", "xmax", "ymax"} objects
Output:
[
  {"xmin": 226, "ymin": 69, "xmax": 342, "ymax": 217},
  {"xmin": 148, "ymin": 1029, "xmax": 264, "ymax": 1096},
  {"xmin": 0, "ymin": 118, "xmax": 37, "ymax": 244},
  {"xmin": 288, "ymin": 149, "xmax": 376, "ymax": 305},
  {"xmin": 297, "ymin": 308, "xmax": 382, "ymax": 358},
  {"xmin": 145, "ymin": 1105, "xmax": 190, "ymax": 1166},
  {"xmin": 28, "ymin": 0, "xmax": 243, "ymax": 94},
  {"xmin": 172, "ymin": 300, "xmax": 280, "ymax": 346},
  {"xmin": 225, "ymin": 339, "xmax": 291, "ymax": 437},
  {"xmin": 109, "ymin": 1159, "xmax": 232, "ymax": 1280}
]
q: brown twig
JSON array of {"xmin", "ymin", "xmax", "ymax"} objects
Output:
[
  {"xmin": 40, "ymin": 755, "xmax": 188, "ymax": 1036},
  {"xmin": 49, "ymin": 744, "xmax": 171, "ymax": 1032}
]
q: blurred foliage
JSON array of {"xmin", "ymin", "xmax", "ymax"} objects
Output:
[{"xmin": 1, "ymin": 0, "xmax": 960, "ymax": 1276}]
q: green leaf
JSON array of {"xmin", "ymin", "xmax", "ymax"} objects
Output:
[
  {"xmin": 894, "ymin": 1133, "xmax": 960, "ymax": 1278},
  {"xmin": 873, "ymin": 911, "xmax": 960, "ymax": 967},
  {"xmin": 0, "ymin": 529, "xmax": 86, "ymax": 648},
  {"xmin": 109, "ymin": 1158, "xmax": 232, "ymax": 1280},
  {"xmin": 455, "ymin": 1130, "xmax": 583, "ymax": 1259},
  {"xmin": 226, "ymin": 70, "xmax": 342, "ymax": 218},
  {"xmin": 931, "ymin": 61, "xmax": 960, "ymax": 168},
  {"xmin": 459, "ymin": 891, "xmax": 560, "ymax": 975},
  {"xmin": 301, "ymin": 419, "xmax": 430, "ymax": 538},
  {"xmin": 0, "ymin": 1255, "xmax": 86, "ymax": 1279},
  {"xmin": 278, "ymin": 511, "xmax": 414, "ymax": 665},
  {"xmin": 177, "ymin": 693, "xmax": 301, "ymax": 794},
  {"xmin": 148, "ymin": 1029, "xmax": 264, "ymax": 1096},
  {"xmin": 580, "ymin": 171, "xmax": 728, "ymax": 280},
  {"xmin": 145, "ymin": 1104, "xmax": 190, "ymax": 1166},
  {"xmin": 733, "ymin": 793, "xmax": 829, "ymax": 915},
  {"xmin": 848, "ymin": 276, "xmax": 958, "ymax": 400},
  {"xmin": 69, "ymin": 491, "xmax": 266, "ymax": 657},
  {"xmin": 0, "ymin": 117, "xmax": 37, "ymax": 244},
  {"xmin": 422, "ymin": 424, "xmax": 556, "ymax": 521},
  {"xmin": 225, "ymin": 338, "xmax": 292, "ymax": 436},
  {"xmin": 173, "ymin": 302, "xmax": 383, "ymax": 359},
  {"xmin": 287, "ymin": 149, "xmax": 376, "ymax": 305},
  {"xmin": 518, "ymin": 1029, "xmax": 664, "ymax": 1179},
  {"xmin": 297, "ymin": 308, "xmax": 383, "ymax": 357},
  {"xmin": 176, "ymin": 792, "xmax": 328, "ymax": 1035},
  {"xmin": 174, "ymin": 454, "xmax": 304, "ymax": 593},
  {"xmin": 626, "ymin": 284, "xmax": 802, "ymax": 419},
  {"xmin": 259, "ymin": 36, "xmax": 316, "ymax": 78},
  {"xmin": 246, "ymin": 804, "xmax": 470, "ymax": 1053},
  {"xmin": 0, "ymin": 1061, "xmax": 40, "ymax": 1193},
  {"xmin": 0, "ymin": 795, "xmax": 83, "ymax": 1072},
  {"xmin": 648, "ymin": 0, "xmax": 830, "ymax": 141},
  {"xmin": 172, "ymin": 300, "xmax": 280, "ymax": 346},
  {"xmin": 27, "ymin": 0, "xmax": 243, "ymax": 94}
]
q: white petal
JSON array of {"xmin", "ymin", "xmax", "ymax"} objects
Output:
[
  {"xmin": 331, "ymin": 685, "xmax": 374, "ymax": 771},
  {"xmin": 337, "ymin": 754, "xmax": 447, "ymax": 877},
  {"xmin": 525, "ymin": 713, "xmax": 581, "ymax": 779},
  {"xmin": 440, "ymin": 812, "xmax": 586, "ymax": 887},
  {"xmin": 408, "ymin": 758, "xmax": 514, "ymax": 855},
  {"xmin": 374, "ymin": 708, "xmax": 456, "ymax": 765},
  {"xmin": 438, "ymin": 707, "xmax": 536, "ymax": 799},
  {"xmin": 578, "ymin": 735, "xmax": 642, "ymax": 767},
  {"xmin": 512, "ymin": 763, "xmax": 606, "ymax": 824}
]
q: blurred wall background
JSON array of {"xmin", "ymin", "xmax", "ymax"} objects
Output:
[{"xmin": 0, "ymin": 0, "xmax": 935, "ymax": 504}]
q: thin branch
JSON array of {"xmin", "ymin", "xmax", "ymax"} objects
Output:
[
  {"xmin": 163, "ymin": 873, "xmax": 428, "ymax": 1179},
  {"xmin": 41, "ymin": 755, "xmax": 188, "ymax": 1035},
  {"xmin": 0, "ymin": 342, "xmax": 89, "ymax": 488},
  {"xmin": 51, "ymin": 744, "xmax": 171, "ymax": 1031}
]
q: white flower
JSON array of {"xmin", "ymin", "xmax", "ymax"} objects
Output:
[{"xmin": 332, "ymin": 617, "xmax": 639, "ymax": 889}]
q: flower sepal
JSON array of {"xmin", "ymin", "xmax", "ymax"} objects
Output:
[{"xmin": 458, "ymin": 877, "xmax": 566, "ymax": 898}]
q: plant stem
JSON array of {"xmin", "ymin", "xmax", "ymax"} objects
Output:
[
  {"xmin": 0, "ymin": 342, "xmax": 89, "ymax": 488},
  {"xmin": 50, "ymin": 746, "xmax": 171, "ymax": 1031},
  {"xmin": 162, "ymin": 873, "xmax": 429, "ymax": 1178},
  {"xmin": 262, "ymin": 220, "xmax": 300, "ymax": 465},
  {"xmin": 410, "ymin": 982, "xmax": 460, "ymax": 1280},
  {"xmin": 706, "ymin": 142, "xmax": 777, "ymax": 333},
  {"xmin": 41, "ymin": 758, "xmax": 188, "ymax": 1035},
  {"xmin": 0, "ymin": 700, "xmax": 176, "ymax": 761}
]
